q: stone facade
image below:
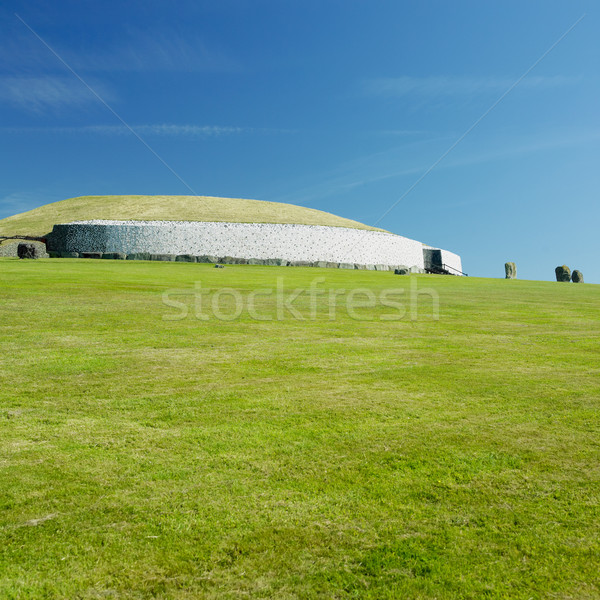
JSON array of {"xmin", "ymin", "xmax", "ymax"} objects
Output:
[{"xmin": 47, "ymin": 220, "xmax": 463, "ymax": 273}]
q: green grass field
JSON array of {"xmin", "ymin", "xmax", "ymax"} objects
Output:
[
  {"xmin": 1, "ymin": 258, "xmax": 599, "ymax": 599},
  {"xmin": 0, "ymin": 195, "xmax": 383, "ymax": 238}
]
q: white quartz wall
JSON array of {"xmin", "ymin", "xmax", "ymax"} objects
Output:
[
  {"xmin": 439, "ymin": 249, "xmax": 463, "ymax": 275},
  {"xmin": 53, "ymin": 221, "xmax": 429, "ymax": 268}
]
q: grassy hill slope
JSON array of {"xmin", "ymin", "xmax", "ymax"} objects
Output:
[
  {"xmin": 1, "ymin": 260, "xmax": 598, "ymax": 598},
  {"xmin": 0, "ymin": 195, "xmax": 383, "ymax": 238}
]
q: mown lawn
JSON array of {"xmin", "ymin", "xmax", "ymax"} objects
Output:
[{"xmin": 1, "ymin": 259, "xmax": 599, "ymax": 599}]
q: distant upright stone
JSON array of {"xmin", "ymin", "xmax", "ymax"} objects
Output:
[
  {"xmin": 504, "ymin": 262, "xmax": 517, "ymax": 279},
  {"xmin": 571, "ymin": 270, "xmax": 584, "ymax": 283},
  {"xmin": 17, "ymin": 243, "xmax": 37, "ymax": 259},
  {"xmin": 555, "ymin": 265, "xmax": 571, "ymax": 282}
]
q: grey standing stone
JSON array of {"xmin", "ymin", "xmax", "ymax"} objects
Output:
[
  {"xmin": 264, "ymin": 258, "xmax": 285, "ymax": 266},
  {"xmin": 374, "ymin": 264, "xmax": 388, "ymax": 271},
  {"xmin": 555, "ymin": 265, "xmax": 571, "ymax": 282},
  {"xmin": 338, "ymin": 262, "xmax": 354, "ymax": 269},
  {"xmin": 248, "ymin": 258, "xmax": 265, "ymax": 265},
  {"xmin": 571, "ymin": 270, "xmax": 584, "ymax": 283},
  {"xmin": 504, "ymin": 262, "xmax": 517, "ymax": 279},
  {"xmin": 81, "ymin": 252, "xmax": 102, "ymax": 259}
]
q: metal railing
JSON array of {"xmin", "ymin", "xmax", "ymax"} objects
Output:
[{"xmin": 425, "ymin": 263, "xmax": 468, "ymax": 277}]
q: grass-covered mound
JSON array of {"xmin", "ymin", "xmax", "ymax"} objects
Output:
[
  {"xmin": 0, "ymin": 195, "xmax": 383, "ymax": 238},
  {"xmin": 1, "ymin": 259, "xmax": 598, "ymax": 598}
]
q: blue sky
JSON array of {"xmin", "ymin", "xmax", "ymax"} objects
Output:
[{"xmin": 1, "ymin": 0, "xmax": 598, "ymax": 282}]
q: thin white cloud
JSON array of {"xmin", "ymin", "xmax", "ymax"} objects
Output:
[
  {"xmin": 0, "ymin": 76, "xmax": 113, "ymax": 113},
  {"xmin": 374, "ymin": 129, "xmax": 429, "ymax": 137},
  {"xmin": 364, "ymin": 75, "xmax": 579, "ymax": 98},
  {"xmin": 273, "ymin": 127, "xmax": 600, "ymax": 210},
  {"xmin": 68, "ymin": 30, "xmax": 238, "ymax": 73},
  {"xmin": 0, "ymin": 191, "xmax": 58, "ymax": 220},
  {"xmin": 1, "ymin": 124, "xmax": 294, "ymax": 138},
  {"xmin": 2, "ymin": 25, "xmax": 238, "ymax": 74}
]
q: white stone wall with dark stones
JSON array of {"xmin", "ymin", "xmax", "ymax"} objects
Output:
[{"xmin": 50, "ymin": 220, "xmax": 435, "ymax": 268}]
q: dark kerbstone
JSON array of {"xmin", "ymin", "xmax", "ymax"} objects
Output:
[
  {"xmin": 149, "ymin": 254, "xmax": 175, "ymax": 261},
  {"xmin": 248, "ymin": 258, "xmax": 264, "ymax": 265},
  {"xmin": 338, "ymin": 262, "xmax": 354, "ymax": 269},
  {"xmin": 197, "ymin": 255, "xmax": 219, "ymax": 263},
  {"xmin": 175, "ymin": 254, "xmax": 197, "ymax": 262},
  {"xmin": 354, "ymin": 264, "xmax": 367, "ymax": 270},
  {"xmin": 365, "ymin": 264, "xmax": 377, "ymax": 271},
  {"xmin": 374, "ymin": 264, "xmax": 388, "ymax": 271},
  {"xmin": 395, "ymin": 268, "xmax": 410, "ymax": 275},
  {"xmin": 288, "ymin": 260, "xmax": 313, "ymax": 267},
  {"xmin": 263, "ymin": 258, "xmax": 284, "ymax": 266},
  {"xmin": 571, "ymin": 270, "xmax": 584, "ymax": 283},
  {"xmin": 81, "ymin": 252, "xmax": 102, "ymax": 259},
  {"xmin": 555, "ymin": 265, "xmax": 571, "ymax": 282},
  {"xmin": 17, "ymin": 243, "xmax": 37, "ymax": 259},
  {"xmin": 219, "ymin": 256, "xmax": 247, "ymax": 264},
  {"xmin": 60, "ymin": 251, "xmax": 79, "ymax": 258},
  {"xmin": 102, "ymin": 252, "xmax": 126, "ymax": 260},
  {"xmin": 325, "ymin": 262, "xmax": 338, "ymax": 269},
  {"xmin": 505, "ymin": 262, "xmax": 517, "ymax": 279},
  {"xmin": 126, "ymin": 253, "xmax": 152, "ymax": 261}
]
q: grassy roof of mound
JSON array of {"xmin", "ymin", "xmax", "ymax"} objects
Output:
[{"xmin": 0, "ymin": 195, "xmax": 384, "ymax": 238}]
